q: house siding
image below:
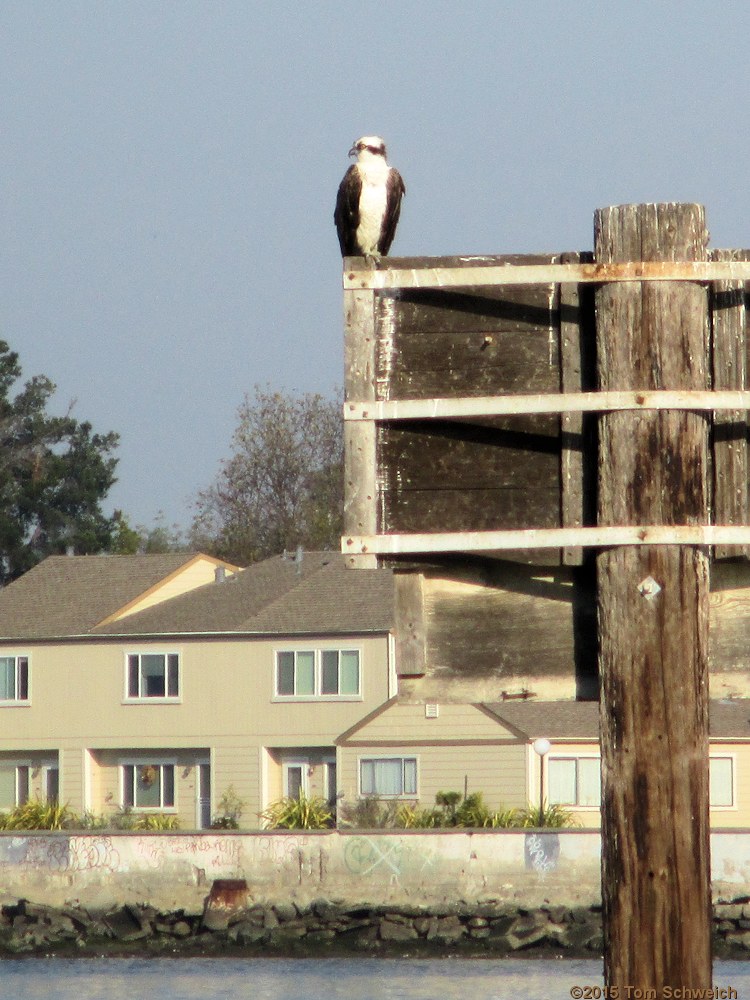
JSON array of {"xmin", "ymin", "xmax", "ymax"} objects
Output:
[
  {"xmin": 0, "ymin": 634, "xmax": 390, "ymax": 826},
  {"xmin": 338, "ymin": 703, "xmax": 527, "ymax": 811}
]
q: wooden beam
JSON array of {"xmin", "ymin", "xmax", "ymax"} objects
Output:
[
  {"xmin": 711, "ymin": 248, "xmax": 750, "ymax": 558},
  {"xmin": 344, "ymin": 389, "xmax": 750, "ymax": 421},
  {"xmin": 342, "ymin": 524, "xmax": 750, "ymax": 554},
  {"xmin": 595, "ymin": 203, "xmax": 712, "ymax": 993},
  {"xmin": 344, "ymin": 259, "xmax": 750, "ymax": 291},
  {"xmin": 559, "ymin": 251, "xmax": 591, "ymax": 565},
  {"xmin": 343, "ymin": 286, "xmax": 379, "ymax": 568}
]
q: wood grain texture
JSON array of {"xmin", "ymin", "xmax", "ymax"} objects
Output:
[
  {"xmin": 711, "ymin": 247, "xmax": 750, "ymax": 558},
  {"xmin": 595, "ymin": 204, "xmax": 712, "ymax": 992},
  {"xmin": 343, "ymin": 285, "xmax": 378, "ymax": 568}
]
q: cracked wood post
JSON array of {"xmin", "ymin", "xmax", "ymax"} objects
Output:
[{"xmin": 595, "ymin": 204, "xmax": 712, "ymax": 991}]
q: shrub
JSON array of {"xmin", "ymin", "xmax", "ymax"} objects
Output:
[
  {"xmin": 260, "ymin": 793, "xmax": 333, "ymax": 830},
  {"xmin": 337, "ymin": 795, "xmax": 401, "ymax": 829},
  {"xmin": 395, "ymin": 803, "xmax": 441, "ymax": 828},
  {"xmin": 435, "ymin": 790, "xmax": 461, "ymax": 824},
  {"xmin": 211, "ymin": 785, "xmax": 246, "ymax": 829},
  {"xmin": 131, "ymin": 813, "xmax": 180, "ymax": 831},
  {"xmin": 517, "ymin": 803, "xmax": 578, "ymax": 829},
  {"xmin": 0, "ymin": 798, "xmax": 77, "ymax": 830}
]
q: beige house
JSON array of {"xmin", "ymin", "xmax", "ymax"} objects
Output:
[
  {"xmin": 1, "ymin": 551, "xmax": 748, "ymax": 829},
  {"xmin": 0, "ymin": 551, "xmax": 394, "ymax": 828},
  {"xmin": 336, "ymin": 698, "xmax": 750, "ymax": 828}
]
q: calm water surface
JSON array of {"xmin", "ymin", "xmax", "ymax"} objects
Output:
[{"xmin": 2, "ymin": 959, "xmax": 750, "ymax": 1000}]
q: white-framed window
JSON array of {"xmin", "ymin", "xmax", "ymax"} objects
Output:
[
  {"xmin": 710, "ymin": 755, "xmax": 735, "ymax": 808},
  {"xmin": 125, "ymin": 653, "xmax": 180, "ymax": 701},
  {"xmin": 275, "ymin": 649, "xmax": 361, "ymax": 699},
  {"xmin": 0, "ymin": 655, "xmax": 29, "ymax": 704},
  {"xmin": 121, "ymin": 761, "xmax": 176, "ymax": 810},
  {"xmin": 548, "ymin": 755, "xmax": 601, "ymax": 808},
  {"xmin": 283, "ymin": 759, "xmax": 310, "ymax": 800},
  {"xmin": 0, "ymin": 763, "xmax": 30, "ymax": 810},
  {"xmin": 360, "ymin": 756, "xmax": 418, "ymax": 798}
]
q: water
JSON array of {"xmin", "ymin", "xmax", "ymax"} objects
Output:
[{"xmin": 1, "ymin": 959, "xmax": 749, "ymax": 1000}]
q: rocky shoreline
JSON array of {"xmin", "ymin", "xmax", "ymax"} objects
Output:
[{"xmin": 3, "ymin": 895, "xmax": 750, "ymax": 958}]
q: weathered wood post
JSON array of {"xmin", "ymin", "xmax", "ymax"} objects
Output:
[{"xmin": 595, "ymin": 204, "xmax": 712, "ymax": 989}]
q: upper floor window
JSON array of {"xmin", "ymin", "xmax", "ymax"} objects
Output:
[
  {"xmin": 126, "ymin": 653, "xmax": 179, "ymax": 701},
  {"xmin": 548, "ymin": 756, "xmax": 601, "ymax": 808},
  {"xmin": 0, "ymin": 655, "xmax": 29, "ymax": 704},
  {"xmin": 275, "ymin": 649, "xmax": 360, "ymax": 699}
]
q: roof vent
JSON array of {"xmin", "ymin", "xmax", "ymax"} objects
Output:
[
  {"xmin": 215, "ymin": 566, "xmax": 226, "ymax": 583},
  {"xmin": 425, "ymin": 703, "xmax": 439, "ymax": 719}
]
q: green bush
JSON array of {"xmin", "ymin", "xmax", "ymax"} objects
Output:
[
  {"xmin": 0, "ymin": 798, "xmax": 76, "ymax": 830},
  {"xmin": 395, "ymin": 802, "xmax": 441, "ymax": 828},
  {"xmin": 260, "ymin": 792, "xmax": 333, "ymax": 830},
  {"xmin": 211, "ymin": 785, "xmax": 246, "ymax": 829},
  {"xmin": 337, "ymin": 795, "xmax": 401, "ymax": 829},
  {"xmin": 516, "ymin": 803, "xmax": 578, "ymax": 828}
]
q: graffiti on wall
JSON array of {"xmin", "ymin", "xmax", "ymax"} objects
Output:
[
  {"xmin": 134, "ymin": 835, "xmax": 242, "ymax": 873},
  {"xmin": 344, "ymin": 836, "xmax": 437, "ymax": 885},
  {"xmin": 0, "ymin": 835, "xmax": 121, "ymax": 874},
  {"xmin": 524, "ymin": 832, "xmax": 560, "ymax": 875},
  {"xmin": 0, "ymin": 834, "xmax": 244, "ymax": 877}
]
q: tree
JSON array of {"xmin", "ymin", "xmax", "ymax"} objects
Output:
[
  {"xmin": 0, "ymin": 341, "xmax": 120, "ymax": 582},
  {"xmin": 191, "ymin": 386, "xmax": 343, "ymax": 565}
]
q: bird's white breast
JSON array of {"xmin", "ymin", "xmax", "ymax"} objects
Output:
[{"xmin": 356, "ymin": 159, "xmax": 390, "ymax": 255}]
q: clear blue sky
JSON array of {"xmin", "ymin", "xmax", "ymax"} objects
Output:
[{"xmin": 2, "ymin": 2, "xmax": 748, "ymax": 529}]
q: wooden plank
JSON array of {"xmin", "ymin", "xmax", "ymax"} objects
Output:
[
  {"xmin": 380, "ymin": 326, "xmax": 560, "ymax": 398},
  {"xmin": 343, "ymin": 286, "xmax": 378, "ymax": 568},
  {"xmin": 711, "ymin": 247, "xmax": 749, "ymax": 558},
  {"xmin": 595, "ymin": 203, "xmax": 712, "ymax": 993},
  {"xmin": 382, "ymin": 489, "xmax": 561, "ymax": 535},
  {"xmin": 342, "ymin": 523, "xmax": 750, "ymax": 554},
  {"xmin": 393, "ymin": 572, "xmax": 427, "ymax": 677},
  {"xmin": 378, "ymin": 418, "xmax": 560, "ymax": 489},
  {"xmin": 345, "ymin": 389, "xmax": 750, "ymax": 420},
  {"xmin": 559, "ymin": 251, "xmax": 592, "ymax": 565},
  {"xmin": 344, "ymin": 259, "xmax": 750, "ymax": 290}
]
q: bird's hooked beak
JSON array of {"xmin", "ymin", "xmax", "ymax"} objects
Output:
[{"xmin": 347, "ymin": 143, "xmax": 358, "ymax": 158}]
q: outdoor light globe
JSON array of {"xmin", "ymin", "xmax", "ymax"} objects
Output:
[{"xmin": 533, "ymin": 738, "xmax": 551, "ymax": 757}]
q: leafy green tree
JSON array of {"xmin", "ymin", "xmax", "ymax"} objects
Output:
[
  {"xmin": 0, "ymin": 341, "xmax": 120, "ymax": 582},
  {"xmin": 191, "ymin": 386, "xmax": 343, "ymax": 565}
]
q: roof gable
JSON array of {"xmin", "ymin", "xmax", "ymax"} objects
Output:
[
  {"xmin": 0, "ymin": 553, "xmax": 239, "ymax": 639},
  {"xmin": 91, "ymin": 551, "xmax": 394, "ymax": 637},
  {"xmin": 339, "ymin": 700, "xmax": 520, "ymax": 744}
]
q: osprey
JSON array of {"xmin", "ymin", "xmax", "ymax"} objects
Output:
[{"xmin": 334, "ymin": 135, "xmax": 405, "ymax": 261}]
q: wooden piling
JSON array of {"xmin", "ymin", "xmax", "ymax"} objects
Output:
[{"xmin": 594, "ymin": 204, "xmax": 712, "ymax": 990}]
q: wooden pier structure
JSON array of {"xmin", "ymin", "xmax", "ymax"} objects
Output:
[{"xmin": 342, "ymin": 203, "xmax": 750, "ymax": 990}]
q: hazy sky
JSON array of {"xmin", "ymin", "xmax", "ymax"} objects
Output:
[{"xmin": 2, "ymin": 2, "xmax": 749, "ymax": 529}]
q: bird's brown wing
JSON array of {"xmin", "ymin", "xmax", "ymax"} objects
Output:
[
  {"xmin": 378, "ymin": 168, "xmax": 406, "ymax": 256},
  {"xmin": 334, "ymin": 165, "xmax": 362, "ymax": 256}
]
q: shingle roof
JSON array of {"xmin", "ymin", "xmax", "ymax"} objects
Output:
[
  {"xmin": 92, "ymin": 551, "xmax": 393, "ymax": 637},
  {"xmin": 0, "ymin": 553, "xmax": 207, "ymax": 639},
  {"xmin": 485, "ymin": 699, "xmax": 750, "ymax": 740}
]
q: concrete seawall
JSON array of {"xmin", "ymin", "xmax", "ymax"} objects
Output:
[{"xmin": 1, "ymin": 829, "xmax": 749, "ymax": 913}]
